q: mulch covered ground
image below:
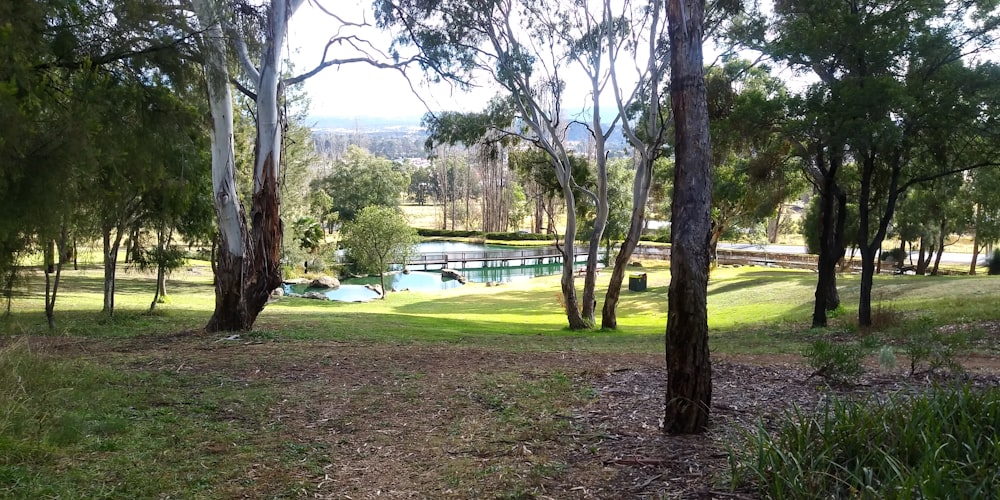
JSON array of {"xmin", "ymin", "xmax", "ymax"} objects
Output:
[{"xmin": 13, "ymin": 333, "xmax": 1000, "ymax": 499}]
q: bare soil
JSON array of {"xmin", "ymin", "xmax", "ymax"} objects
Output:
[{"xmin": 13, "ymin": 331, "xmax": 1000, "ymax": 499}]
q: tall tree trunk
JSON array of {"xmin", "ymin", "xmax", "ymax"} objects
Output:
[
  {"xmin": 101, "ymin": 224, "xmax": 125, "ymax": 317},
  {"xmin": 970, "ymin": 226, "xmax": 980, "ymax": 275},
  {"xmin": 197, "ymin": 0, "xmax": 294, "ymax": 332},
  {"xmin": 812, "ymin": 146, "xmax": 845, "ymax": 327},
  {"xmin": 915, "ymin": 237, "xmax": 929, "ymax": 275},
  {"xmin": 560, "ymin": 185, "xmax": 589, "ymax": 330},
  {"xmin": 601, "ymin": 0, "xmax": 667, "ymax": 329},
  {"xmin": 602, "ymin": 156, "xmax": 654, "ymax": 329},
  {"xmin": 664, "ymin": 0, "xmax": 712, "ymax": 435},
  {"xmin": 581, "ymin": 113, "xmax": 610, "ymax": 326},
  {"xmin": 150, "ymin": 227, "xmax": 172, "ymax": 311},
  {"xmin": 197, "ymin": 0, "xmax": 251, "ymax": 331},
  {"xmin": 766, "ymin": 207, "xmax": 783, "ymax": 243},
  {"xmin": 931, "ymin": 217, "xmax": 946, "ymax": 276},
  {"xmin": 856, "ymin": 155, "xmax": 903, "ymax": 328},
  {"xmin": 858, "ymin": 244, "xmax": 877, "ymax": 328},
  {"xmin": 708, "ymin": 221, "xmax": 724, "ymax": 265},
  {"xmin": 533, "ymin": 185, "xmax": 543, "ymax": 233}
]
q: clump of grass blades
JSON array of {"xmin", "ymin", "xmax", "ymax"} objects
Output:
[{"xmin": 730, "ymin": 384, "xmax": 1000, "ymax": 499}]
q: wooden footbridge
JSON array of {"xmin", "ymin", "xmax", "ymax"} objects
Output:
[{"xmin": 402, "ymin": 247, "xmax": 589, "ymax": 270}]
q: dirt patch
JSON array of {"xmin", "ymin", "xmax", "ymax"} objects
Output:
[{"xmin": 10, "ymin": 333, "xmax": 1000, "ymax": 498}]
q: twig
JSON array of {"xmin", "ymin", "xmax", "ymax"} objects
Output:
[
  {"xmin": 605, "ymin": 457, "xmax": 665, "ymax": 466},
  {"xmin": 631, "ymin": 473, "xmax": 662, "ymax": 492}
]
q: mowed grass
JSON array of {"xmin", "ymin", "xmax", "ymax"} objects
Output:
[{"xmin": 5, "ymin": 259, "xmax": 1000, "ymax": 354}]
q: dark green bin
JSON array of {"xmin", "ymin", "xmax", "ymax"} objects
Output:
[{"xmin": 628, "ymin": 273, "xmax": 647, "ymax": 292}]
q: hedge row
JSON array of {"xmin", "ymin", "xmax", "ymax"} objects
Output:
[{"xmin": 416, "ymin": 228, "xmax": 553, "ymax": 241}]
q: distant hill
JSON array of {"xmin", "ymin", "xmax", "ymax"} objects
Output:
[
  {"xmin": 307, "ymin": 114, "xmax": 628, "ymax": 157},
  {"xmin": 306, "ymin": 115, "xmax": 424, "ymax": 132}
]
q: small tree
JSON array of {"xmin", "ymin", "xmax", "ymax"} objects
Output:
[{"xmin": 341, "ymin": 206, "xmax": 417, "ymax": 299}]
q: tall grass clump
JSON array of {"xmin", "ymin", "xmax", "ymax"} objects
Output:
[{"xmin": 730, "ymin": 384, "xmax": 1000, "ymax": 498}]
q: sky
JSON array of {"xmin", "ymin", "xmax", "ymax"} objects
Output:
[
  {"xmin": 287, "ymin": 1, "xmax": 499, "ymax": 121},
  {"xmin": 283, "ymin": 1, "xmax": 797, "ymax": 124}
]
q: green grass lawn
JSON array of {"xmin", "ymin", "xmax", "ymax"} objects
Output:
[{"xmin": 5, "ymin": 260, "xmax": 1000, "ymax": 354}]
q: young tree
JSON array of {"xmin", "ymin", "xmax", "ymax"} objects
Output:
[
  {"xmin": 663, "ymin": 0, "xmax": 712, "ymax": 434},
  {"xmin": 341, "ymin": 206, "xmax": 417, "ymax": 298}
]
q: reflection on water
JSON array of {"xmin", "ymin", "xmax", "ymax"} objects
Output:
[
  {"xmin": 407, "ymin": 241, "xmax": 581, "ymax": 283},
  {"xmin": 283, "ymin": 283, "xmax": 381, "ymax": 302},
  {"xmin": 347, "ymin": 271, "xmax": 464, "ymax": 290},
  {"xmin": 287, "ymin": 243, "xmax": 577, "ymax": 302},
  {"xmin": 285, "ymin": 271, "xmax": 464, "ymax": 302},
  {"xmin": 460, "ymin": 262, "xmax": 564, "ymax": 283}
]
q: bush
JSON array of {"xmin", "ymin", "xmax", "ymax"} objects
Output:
[
  {"xmin": 868, "ymin": 297, "xmax": 903, "ymax": 331},
  {"xmin": 639, "ymin": 233, "xmax": 671, "ymax": 244},
  {"xmin": 730, "ymin": 385, "xmax": 1000, "ymax": 499},
  {"xmin": 804, "ymin": 339, "xmax": 864, "ymax": 384},
  {"xmin": 988, "ymin": 249, "xmax": 1000, "ymax": 275}
]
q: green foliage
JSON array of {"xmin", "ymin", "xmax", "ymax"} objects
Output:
[
  {"xmin": 801, "ymin": 195, "xmax": 860, "ymax": 255},
  {"xmin": 341, "ymin": 206, "xmax": 418, "ymax": 291},
  {"xmin": 902, "ymin": 317, "xmax": 966, "ymax": 377},
  {"xmin": 417, "ymin": 228, "xmax": 482, "ymax": 238},
  {"xmin": 484, "ymin": 232, "xmax": 551, "ymax": 241},
  {"xmin": 509, "ymin": 148, "xmax": 593, "ymax": 201},
  {"xmin": 292, "ymin": 217, "xmax": 325, "ymax": 254},
  {"xmin": 639, "ymin": 232, "xmax": 671, "ymax": 244},
  {"xmin": 731, "ymin": 385, "xmax": 1000, "ymax": 499},
  {"xmin": 703, "ymin": 59, "xmax": 805, "ymax": 246},
  {"xmin": 314, "ymin": 146, "xmax": 410, "ymax": 221},
  {"xmin": 575, "ymin": 158, "xmax": 633, "ymax": 259},
  {"xmin": 803, "ymin": 339, "xmax": 864, "ymax": 384}
]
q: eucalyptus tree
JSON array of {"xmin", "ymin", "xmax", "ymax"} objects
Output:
[
  {"xmin": 702, "ymin": 59, "xmax": 801, "ymax": 264},
  {"xmin": 664, "ymin": 0, "xmax": 713, "ymax": 434},
  {"xmin": 379, "ymin": 0, "xmax": 679, "ymax": 328},
  {"xmin": 193, "ymin": 0, "xmax": 416, "ymax": 331},
  {"xmin": 740, "ymin": 0, "xmax": 1000, "ymax": 326},
  {"xmin": 599, "ymin": 0, "xmax": 672, "ymax": 330}
]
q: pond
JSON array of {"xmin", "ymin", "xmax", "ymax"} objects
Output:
[
  {"xmin": 289, "ymin": 241, "xmax": 580, "ymax": 302},
  {"xmin": 284, "ymin": 270, "xmax": 462, "ymax": 302}
]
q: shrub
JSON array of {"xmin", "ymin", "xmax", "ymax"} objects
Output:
[
  {"xmin": 906, "ymin": 331, "xmax": 964, "ymax": 377},
  {"xmin": 877, "ymin": 345, "xmax": 898, "ymax": 372},
  {"xmin": 639, "ymin": 233, "xmax": 671, "ymax": 244},
  {"xmin": 988, "ymin": 249, "xmax": 1000, "ymax": 275},
  {"xmin": 730, "ymin": 385, "xmax": 1000, "ymax": 499},
  {"xmin": 484, "ymin": 231, "xmax": 552, "ymax": 241},
  {"xmin": 803, "ymin": 339, "xmax": 864, "ymax": 384},
  {"xmin": 868, "ymin": 298, "xmax": 903, "ymax": 331}
]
